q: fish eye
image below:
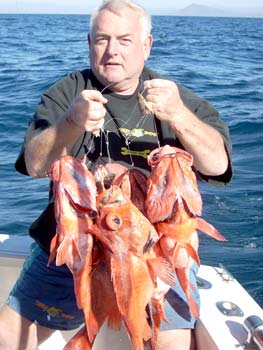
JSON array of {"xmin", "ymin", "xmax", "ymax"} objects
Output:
[
  {"xmin": 105, "ymin": 213, "xmax": 122, "ymax": 230},
  {"xmin": 113, "ymin": 217, "xmax": 121, "ymax": 225}
]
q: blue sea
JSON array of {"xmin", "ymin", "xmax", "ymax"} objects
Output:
[{"xmin": 0, "ymin": 14, "xmax": 262, "ymax": 308}]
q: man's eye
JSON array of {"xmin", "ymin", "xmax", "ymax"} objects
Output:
[
  {"xmin": 120, "ymin": 38, "xmax": 132, "ymax": 45},
  {"xmin": 95, "ymin": 38, "xmax": 107, "ymax": 44}
]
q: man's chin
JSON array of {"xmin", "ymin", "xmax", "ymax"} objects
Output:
[
  {"xmin": 100, "ymin": 76, "xmax": 127, "ymax": 91},
  {"xmin": 103, "ymin": 73, "xmax": 125, "ymax": 84}
]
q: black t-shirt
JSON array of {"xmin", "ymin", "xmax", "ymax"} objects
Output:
[
  {"xmin": 16, "ymin": 67, "xmax": 232, "ymax": 178},
  {"xmin": 15, "ymin": 66, "xmax": 232, "ymax": 251}
]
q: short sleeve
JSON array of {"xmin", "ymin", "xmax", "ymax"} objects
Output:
[{"xmin": 15, "ymin": 70, "xmax": 89, "ymax": 175}]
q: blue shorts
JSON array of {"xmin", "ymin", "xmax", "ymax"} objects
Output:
[{"xmin": 7, "ymin": 243, "xmax": 199, "ymax": 331}]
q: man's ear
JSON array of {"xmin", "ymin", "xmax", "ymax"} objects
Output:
[
  {"xmin": 144, "ymin": 34, "xmax": 153, "ymax": 61},
  {"xmin": 87, "ymin": 33, "xmax": 91, "ymax": 47}
]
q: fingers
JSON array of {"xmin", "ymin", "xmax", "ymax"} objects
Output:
[
  {"xmin": 69, "ymin": 90, "xmax": 108, "ymax": 134},
  {"xmin": 80, "ymin": 90, "xmax": 108, "ymax": 105},
  {"xmin": 143, "ymin": 79, "xmax": 177, "ymax": 101},
  {"xmin": 142, "ymin": 79, "xmax": 184, "ymax": 121},
  {"xmin": 77, "ymin": 90, "xmax": 107, "ymax": 120},
  {"xmin": 87, "ymin": 117, "xmax": 105, "ymax": 137},
  {"xmin": 144, "ymin": 79, "xmax": 174, "ymax": 89}
]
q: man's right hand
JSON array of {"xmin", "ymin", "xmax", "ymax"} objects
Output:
[{"xmin": 67, "ymin": 90, "xmax": 108, "ymax": 136}]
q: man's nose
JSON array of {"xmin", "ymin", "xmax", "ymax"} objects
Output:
[{"xmin": 106, "ymin": 38, "xmax": 119, "ymax": 55}]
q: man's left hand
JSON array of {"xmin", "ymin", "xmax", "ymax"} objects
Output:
[{"xmin": 143, "ymin": 79, "xmax": 185, "ymax": 122}]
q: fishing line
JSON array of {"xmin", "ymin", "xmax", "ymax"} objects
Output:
[
  {"xmin": 100, "ymin": 98, "xmax": 151, "ymax": 168},
  {"xmin": 153, "ymin": 116, "xmax": 161, "ymax": 149},
  {"xmin": 99, "ymin": 78, "xmax": 141, "ymax": 165},
  {"xmin": 101, "ymin": 79, "xmax": 147, "ymax": 135},
  {"xmin": 85, "ymin": 77, "xmax": 160, "ymax": 167}
]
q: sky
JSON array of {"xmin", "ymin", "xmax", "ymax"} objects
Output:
[{"xmin": 0, "ymin": 0, "xmax": 262, "ymax": 14}]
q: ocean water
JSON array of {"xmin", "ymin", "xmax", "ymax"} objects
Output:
[{"xmin": 0, "ymin": 14, "xmax": 262, "ymax": 308}]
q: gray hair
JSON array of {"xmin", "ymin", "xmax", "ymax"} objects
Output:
[{"xmin": 89, "ymin": 0, "xmax": 152, "ymax": 39}]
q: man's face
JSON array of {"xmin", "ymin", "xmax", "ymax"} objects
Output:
[{"xmin": 88, "ymin": 7, "xmax": 152, "ymax": 94}]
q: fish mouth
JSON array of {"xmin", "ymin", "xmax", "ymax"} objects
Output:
[
  {"xmin": 143, "ymin": 233, "xmax": 157, "ymax": 254},
  {"xmin": 96, "ymin": 172, "xmax": 115, "ymax": 193}
]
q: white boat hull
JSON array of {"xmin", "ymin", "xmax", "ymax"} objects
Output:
[{"xmin": 1, "ymin": 234, "xmax": 262, "ymax": 350}]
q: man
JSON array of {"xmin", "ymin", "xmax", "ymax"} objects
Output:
[{"xmin": 0, "ymin": 1, "xmax": 232, "ymax": 349}]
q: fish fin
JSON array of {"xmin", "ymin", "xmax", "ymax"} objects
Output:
[
  {"xmin": 171, "ymin": 242, "xmax": 182, "ymax": 270},
  {"xmin": 73, "ymin": 234, "xmax": 93, "ymax": 310},
  {"xmin": 151, "ymin": 298, "xmax": 169, "ymax": 325},
  {"xmin": 84, "ymin": 310, "xmax": 102, "ymax": 344},
  {"xmin": 85, "ymin": 257, "xmax": 120, "ymax": 343},
  {"xmin": 143, "ymin": 315, "xmax": 152, "ymax": 342},
  {"xmin": 196, "ymin": 217, "xmax": 226, "ymax": 241},
  {"xmin": 56, "ymin": 236, "xmax": 83, "ymax": 270},
  {"xmin": 148, "ymin": 298, "xmax": 169, "ymax": 350},
  {"xmin": 114, "ymin": 170, "xmax": 131, "ymax": 197},
  {"xmin": 129, "ymin": 169, "xmax": 148, "ymax": 214},
  {"xmin": 64, "ymin": 325, "xmax": 93, "ymax": 350},
  {"xmin": 189, "ymin": 280, "xmax": 196, "ymax": 293},
  {"xmin": 47, "ymin": 233, "xmax": 59, "ymax": 266},
  {"xmin": 107, "ymin": 312, "xmax": 122, "ymax": 331},
  {"xmin": 65, "ymin": 188, "xmax": 97, "ymax": 215},
  {"xmin": 111, "ymin": 254, "xmax": 153, "ymax": 349},
  {"xmin": 110, "ymin": 256, "xmax": 131, "ymax": 316},
  {"xmin": 176, "ymin": 268, "xmax": 199, "ymax": 319},
  {"xmin": 189, "ymin": 294, "xmax": 200, "ymax": 319},
  {"xmin": 185, "ymin": 243, "xmax": 200, "ymax": 266},
  {"xmin": 171, "ymin": 242, "xmax": 200, "ymax": 268},
  {"xmin": 176, "ymin": 157, "xmax": 202, "ymax": 216},
  {"xmin": 147, "ymin": 257, "xmax": 175, "ymax": 286}
]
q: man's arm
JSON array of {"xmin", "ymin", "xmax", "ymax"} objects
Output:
[
  {"xmin": 143, "ymin": 79, "xmax": 229, "ymax": 177},
  {"xmin": 168, "ymin": 105, "xmax": 228, "ymax": 176},
  {"xmin": 24, "ymin": 90, "xmax": 107, "ymax": 178}
]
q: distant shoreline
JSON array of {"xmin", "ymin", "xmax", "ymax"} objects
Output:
[
  {"xmin": 1, "ymin": 2, "xmax": 263, "ymax": 18},
  {"xmin": 1, "ymin": 12, "xmax": 263, "ymax": 19}
]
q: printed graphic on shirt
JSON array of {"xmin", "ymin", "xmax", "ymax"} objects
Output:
[
  {"xmin": 35, "ymin": 300, "xmax": 74, "ymax": 320},
  {"xmin": 119, "ymin": 127, "xmax": 157, "ymax": 138},
  {"xmin": 121, "ymin": 147, "xmax": 150, "ymax": 159}
]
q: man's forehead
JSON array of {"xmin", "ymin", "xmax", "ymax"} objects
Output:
[
  {"xmin": 95, "ymin": 8, "xmax": 139, "ymax": 28},
  {"xmin": 92, "ymin": 8, "xmax": 141, "ymax": 36}
]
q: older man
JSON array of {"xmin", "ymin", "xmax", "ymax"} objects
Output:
[{"xmin": 0, "ymin": 1, "xmax": 232, "ymax": 349}]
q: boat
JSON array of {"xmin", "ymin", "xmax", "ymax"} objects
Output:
[{"xmin": 1, "ymin": 233, "xmax": 263, "ymax": 350}]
